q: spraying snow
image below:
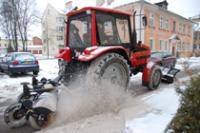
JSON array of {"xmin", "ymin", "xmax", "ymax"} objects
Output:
[{"xmin": 51, "ymin": 77, "xmax": 133, "ymax": 128}]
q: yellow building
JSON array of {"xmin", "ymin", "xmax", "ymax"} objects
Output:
[{"xmin": 115, "ymin": 0, "xmax": 194, "ymax": 57}]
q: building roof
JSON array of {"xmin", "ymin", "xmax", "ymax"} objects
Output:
[
  {"xmin": 115, "ymin": 0, "xmax": 194, "ymax": 24},
  {"xmin": 42, "ymin": 3, "xmax": 65, "ymax": 21},
  {"xmin": 67, "ymin": 6, "xmax": 131, "ymax": 17}
]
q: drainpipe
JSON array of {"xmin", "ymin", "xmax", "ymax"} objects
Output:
[{"xmin": 139, "ymin": 0, "xmax": 144, "ymax": 42}]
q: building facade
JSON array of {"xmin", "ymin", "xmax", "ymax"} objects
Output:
[
  {"xmin": 42, "ymin": 4, "xmax": 66, "ymax": 57},
  {"xmin": 115, "ymin": 0, "xmax": 193, "ymax": 57}
]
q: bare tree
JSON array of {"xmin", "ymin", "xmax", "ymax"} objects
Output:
[
  {"xmin": 0, "ymin": 0, "xmax": 18, "ymax": 51},
  {"xmin": 0, "ymin": 0, "xmax": 40, "ymax": 52}
]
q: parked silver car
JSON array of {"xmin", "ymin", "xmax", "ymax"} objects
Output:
[{"xmin": 0, "ymin": 52, "xmax": 39, "ymax": 76}]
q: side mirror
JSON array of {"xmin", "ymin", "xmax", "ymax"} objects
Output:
[{"xmin": 142, "ymin": 16, "xmax": 147, "ymax": 27}]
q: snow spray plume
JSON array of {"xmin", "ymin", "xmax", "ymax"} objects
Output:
[{"xmin": 51, "ymin": 74, "xmax": 132, "ymax": 127}]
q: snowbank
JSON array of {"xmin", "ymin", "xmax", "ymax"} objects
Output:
[{"xmin": 126, "ymin": 86, "xmax": 179, "ymax": 133}]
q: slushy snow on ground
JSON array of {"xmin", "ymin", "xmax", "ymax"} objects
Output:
[{"xmin": 0, "ymin": 57, "xmax": 200, "ymax": 133}]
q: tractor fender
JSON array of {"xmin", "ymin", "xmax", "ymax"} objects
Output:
[
  {"xmin": 78, "ymin": 46, "xmax": 129, "ymax": 62},
  {"xmin": 55, "ymin": 47, "xmax": 72, "ymax": 62}
]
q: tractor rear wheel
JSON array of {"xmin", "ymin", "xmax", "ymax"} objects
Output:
[{"xmin": 86, "ymin": 53, "xmax": 129, "ymax": 89}]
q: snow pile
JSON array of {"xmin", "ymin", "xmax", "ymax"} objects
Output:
[
  {"xmin": 125, "ymin": 86, "xmax": 180, "ymax": 133},
  {"xmin": 176, "ymin": 57, "xmax": 200, "ymax": 71}
]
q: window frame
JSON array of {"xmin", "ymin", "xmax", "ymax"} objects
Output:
[{"xmin": 96, "ymin": 12, "xmax": 132, "ymax": 48}]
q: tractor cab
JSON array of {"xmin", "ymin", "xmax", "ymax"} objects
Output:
[
  {"xmin": 58, "ymin": 7, "xmax": 150, "ymax": 65},
  {"xmin": 66, "ymin": 7, "xmax": 133, "ymax": 50}
]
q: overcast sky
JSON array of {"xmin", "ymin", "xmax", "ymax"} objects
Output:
[{"xmin": 1, "ymin": 0, "xmax": 199, "ymax": 38}]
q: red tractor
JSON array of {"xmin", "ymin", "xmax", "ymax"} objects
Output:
[{"xmin": 56, "ymin": 7, "xmax": 177, "ymax": 89}]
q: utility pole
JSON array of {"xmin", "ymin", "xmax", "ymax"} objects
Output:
[{"xmin": 47, "ymin": 22, "xmax": 50, "ymax": 59}]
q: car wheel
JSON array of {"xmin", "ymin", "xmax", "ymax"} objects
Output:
[
  {"xmin": 0, "ymin": 69, "xmax": 3, "ymax": 73},
  {"xmin": 8, "ymin": 71, "xmax": 14, "ymax": 77},
  {"xmin": 33, "ymin": 71, "xmax": 39, "ymax": 75}
]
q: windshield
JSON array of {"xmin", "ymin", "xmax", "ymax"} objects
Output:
[
  {"xmin": 151, "ymin": 52, "xmax": 171, "ymax": 58},
  {"xmin": 68, "ymin": 15, "xmax": 91, "ymax": 48},
  {"xmin": 151, "ymin": 52, "xmax": 163, "ymax": 58},
  {"xmin": 14, "ymin": 53, "xmax": 35, "ymax": 61},
  {"xmin": 96, "ymin": 12, "xmax": 130, "ymax": 45}
]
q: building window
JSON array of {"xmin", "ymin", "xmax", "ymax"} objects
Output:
[
  {"xmin": 57, "ymin": 26, "xmax": 64, "ymax": 32},
  {"xmin": 159, "ymin": 40, "xmax": 166, "ymax": 51},
  {"xmin": 173, "ymin": 21, "xmax": 176, "ymax": 32},
  {"xmin": 194, "ymin": 32, "xmax": 197, "ymax": 40},
  {"xmin": 56, "ymin": 17, "xmax": 63, "ymax": 23},
  {"xmin": 179, "ymin": 23, "xmax": 182, "ymax": 33},
  {"xmin": 182, "ymin": 42, "xmax": 185, "ymax": 51},
  {"xmin": 187, "ymin": 25, "xmax": 191, "ymax": 36},
  {"xmin": 177, "ymin": 43, "xmax": 181, "ymax": 51},
  {"xmin": 159, "ymin": 16, "xmax": 163, "ymax": 29},
  {"xmin": 149, "ymin": 13, "xmax": 154, "ymax": 27},
  {"xmin": 149, "ymin": 38, "xmax": 154, "ymax": 51},
  {"xmin": 199, "ymin": 33, "xmax": 200, "ymax": 40},
  {"xmin": 165, "ymin": 18, "xmax": 169, "ymax": 30},
  {"xmin": 183, "ymin": 24, "xmax": 185, "ymax": 34},
  {"xmin": 165, "ymin": 41, "xmax": 168, "ymax": 50},
  {"xmin": 57, "ymin": 36, "xmax": 63, "ymax": 41}
]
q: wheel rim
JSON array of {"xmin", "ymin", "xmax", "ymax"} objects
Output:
[
  {"xmin": 153, "ymin": 70, "xmax": 161, "ymax": 86},
  {"xmin": 102, "ymin": 63, "xmax": 127, "ymax": 87}
]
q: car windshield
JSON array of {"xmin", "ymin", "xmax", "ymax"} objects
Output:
[
  {"xmin": 96, "ymin": 12, "xmax": 130, "ymax": 45},
  {"xmin": 151, "ymin": 52, "xmax": 171, "ymax": 59},
  {"xmin": 68, "ymin": 15, "xmax": 91, "ymax": 48},
  {"xmin": 14, "ymin": 53, "xmax": 35, "ymax": 61},
  {"xmin": 151, "ymin": 52, "xmax": 163, "ymax": 58}
]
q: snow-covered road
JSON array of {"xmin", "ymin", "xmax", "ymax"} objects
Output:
[{"xmin": 0, "ymin": 57, "xmax": 199, "ymax": 133}]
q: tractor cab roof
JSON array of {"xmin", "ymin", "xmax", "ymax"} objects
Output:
[{"xmin": 67, "ymin": 7, "xmax": 131, "ymax": 17}]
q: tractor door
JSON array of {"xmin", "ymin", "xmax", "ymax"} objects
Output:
[{"xmin": 96, "ymin": 12, "xmax": 132, "ymax": 48}]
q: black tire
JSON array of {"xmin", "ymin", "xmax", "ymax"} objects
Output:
[
  {"xmin": 148, "ymin": 66, "xmax": 162, "ymax": 90},
  {"xmin": 8, "ymin": 71, "xmax": 14, "ymax": 77},
  {"xmin": 0, "ymin": 67, "xmax": 3, "ymax": 73},
  {"xmin": 4, "ymin": 102, "xmax": 27, "ymax": 128},
  {"xmin": 86, "ymin": 53, "xmax": 129, "ymax": 89},
  {"xmin": 28, "ymin": 108, "xmax": 53, "ymax": 129},
  {"xmin": 33, "ymin": 71, "xmax": 39, "ymax": 75}
]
